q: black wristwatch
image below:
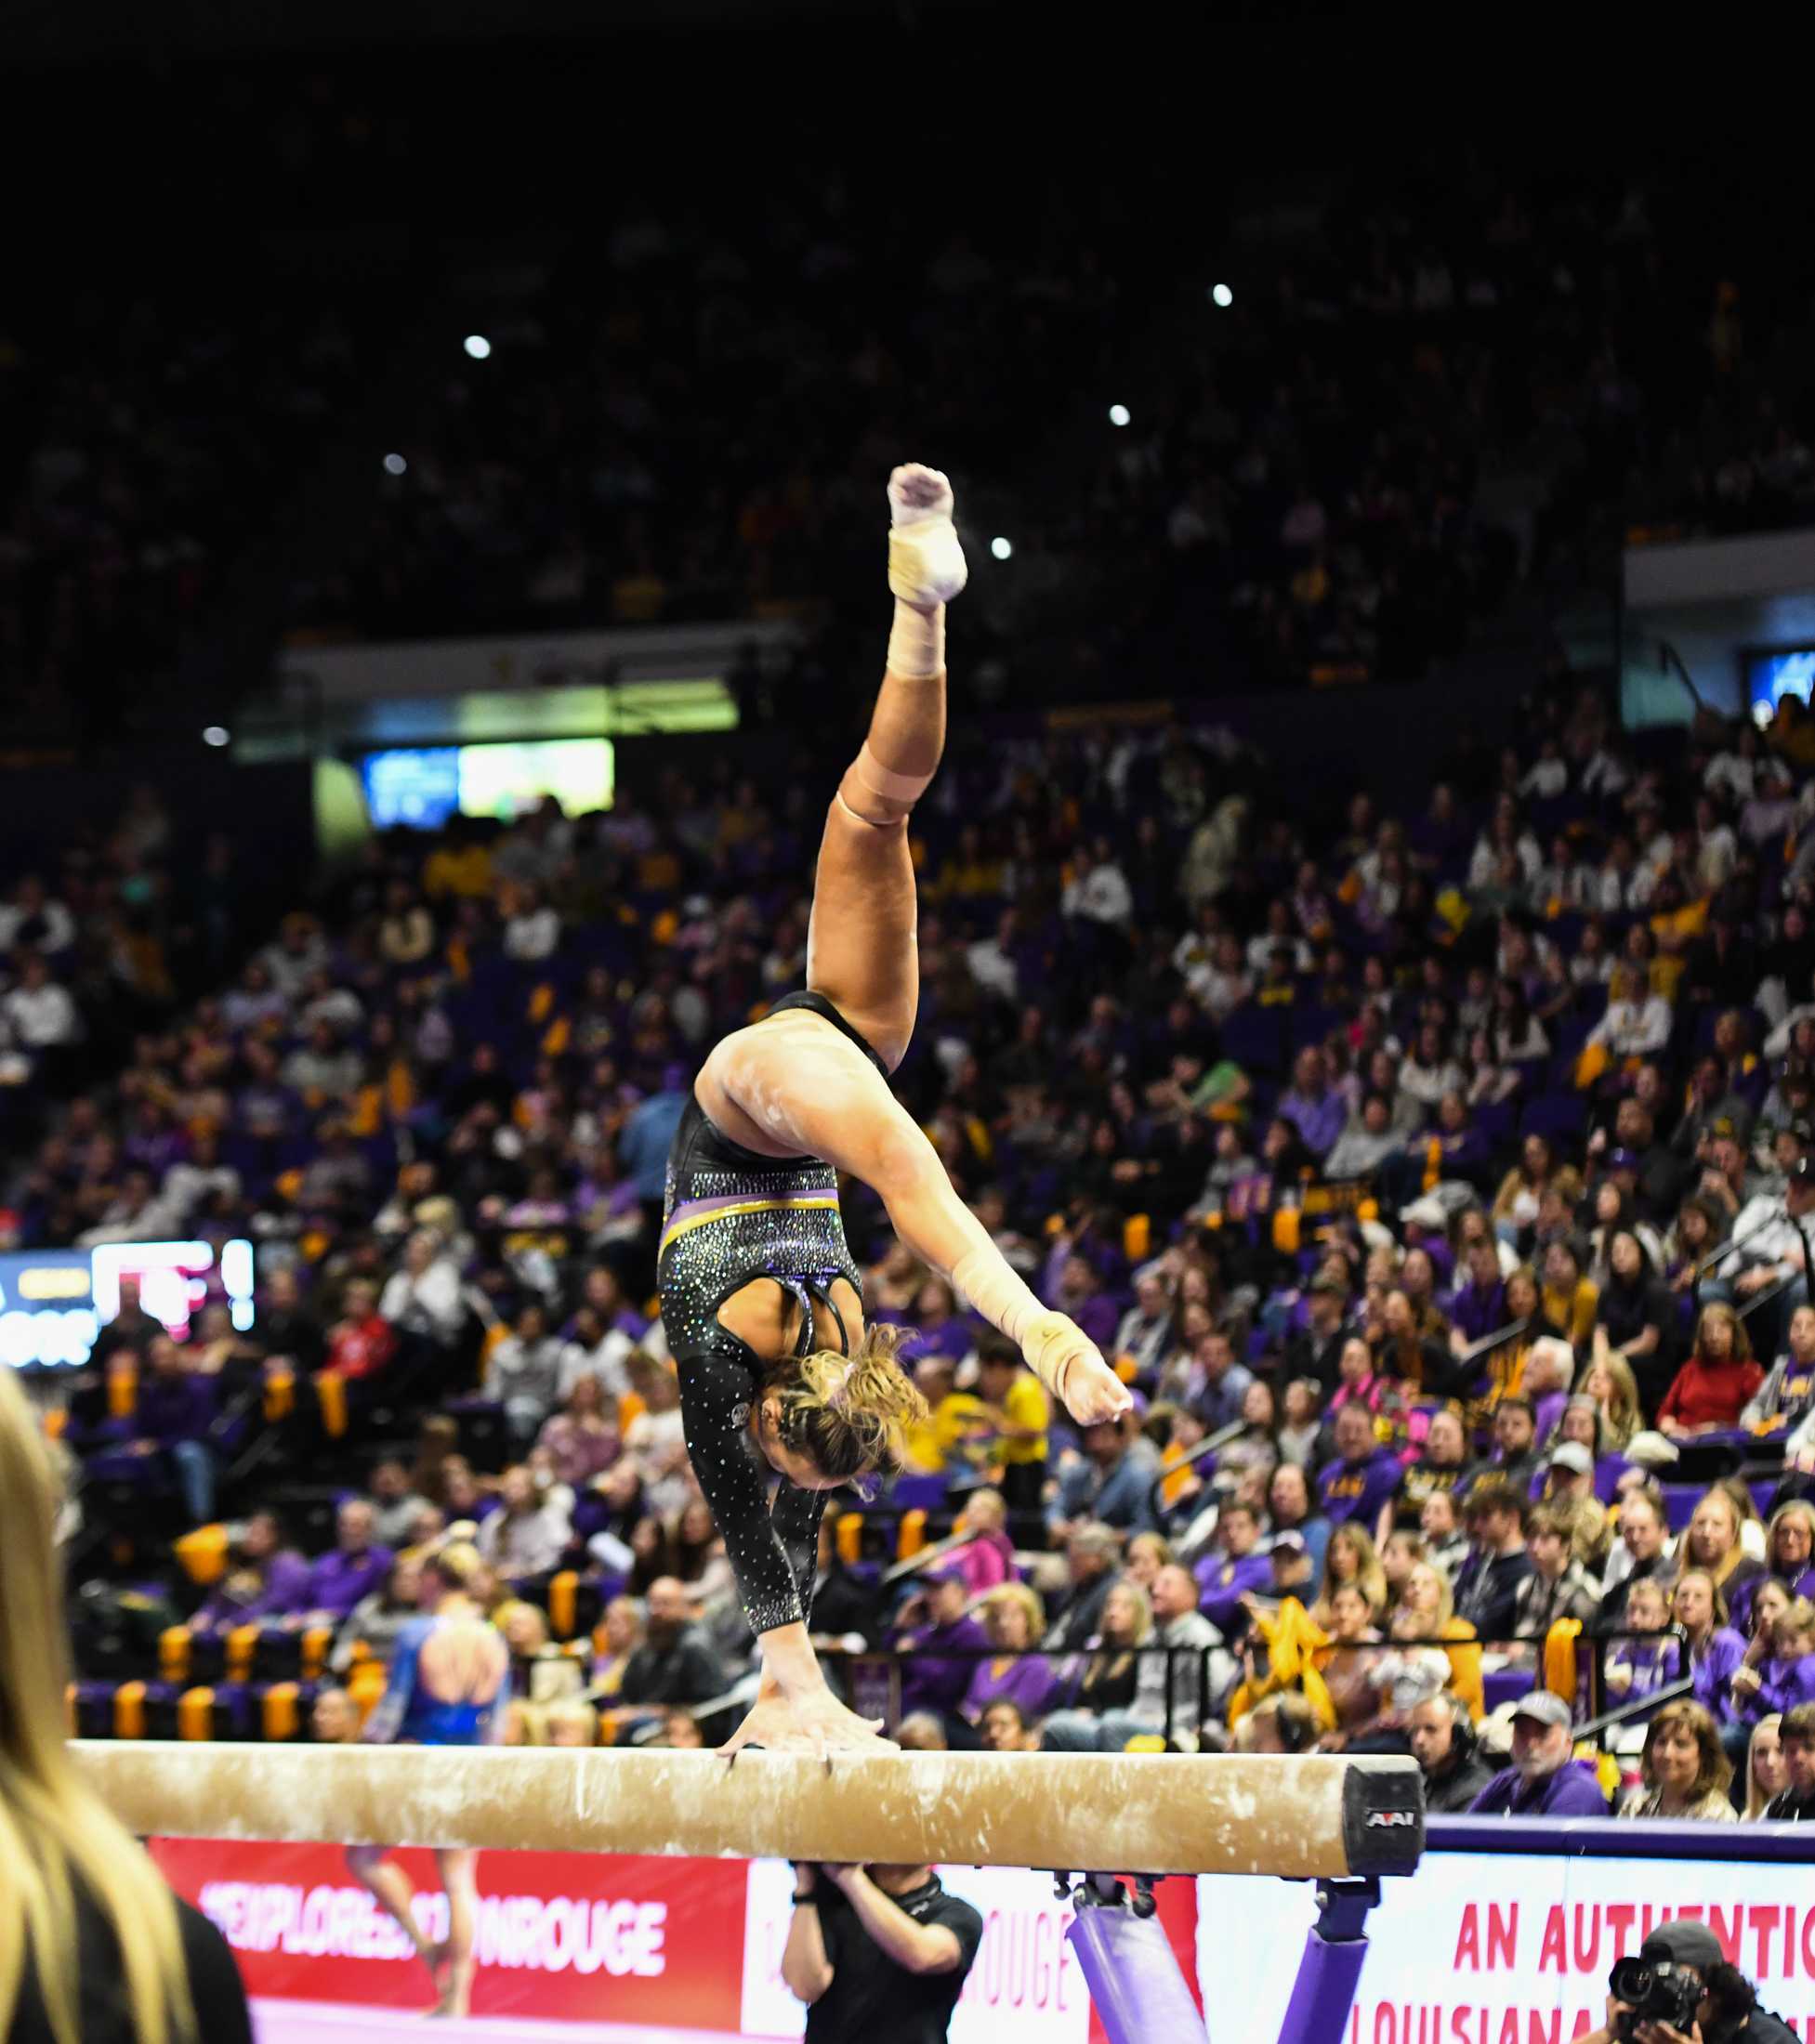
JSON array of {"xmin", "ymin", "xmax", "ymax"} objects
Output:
[{"xmin": 793, "ymin": 1890, "xmax": 816, "ymax": 1906}]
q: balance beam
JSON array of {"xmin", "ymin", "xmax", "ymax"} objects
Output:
[{"xmin": 72, "ymin": 1742, "xmax": 1423, "ymax": 1879}]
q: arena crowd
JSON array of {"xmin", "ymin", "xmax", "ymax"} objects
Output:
[{"xmin": 8, "ymin": 664, "xmax": 1815, "ymax": 1824}]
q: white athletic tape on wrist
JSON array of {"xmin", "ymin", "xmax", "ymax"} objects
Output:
[
  {"xmin": 855, "ymin": 741, "xmax": 935, "ymax": 806},
  {"xmin": 886, "ymin": 598, "xmax": 944, "ymax": 680},
  {"xmin": 951, "ymin": 1247, "xmax": 1040, "ymax": 1351}
]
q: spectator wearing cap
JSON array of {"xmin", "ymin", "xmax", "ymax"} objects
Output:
[
  {"xmin": 1468, "ymin": 1691, "xmax": 1609, "ymax": 1815},
  {"xmin": 1316, "ymin": 1404, "xmax": 1401, "ymax": 1531},
  {"xmin": 1453, "ymin": 1483, "xmax": 1534, "ymax": 1641},
  {"xmin": 1261, "ymin": 1526, "xmax": 1316, "ymax": 1605},
  {"xmin": 1267, "ymin": 1461, "xmax": 1331, "ymax": 1578},
  {"xmin": 1579, "ymin": 1915, "xmax": 1798, "ymax": 2044},
  {"xmin": 1713, "ymin": 1153, "xmax": 1815, "ymax": 1316},
  {"xmin": 1533, "ymin": 1415, "xmax": 1620, "ymax": 1517},
  {"xmin": 1510, "ymin": 1500, "xmax": 1601, "ymax": 1637},
  {"xmin": 1660, "ymin": 1304, "xmax": 1766, "ymax": 1436},
  {"xmin": 891, "ymin": 1565, "xmax": 991, "ymax": 1726},
  {"xmin": 1282, "ymin": 1274, "xmax": 1356, "ymax": 1395}
]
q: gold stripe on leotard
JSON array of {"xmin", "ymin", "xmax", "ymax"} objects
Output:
[{"xmin": 659, "ymin": 1194, "xmax": 842, "ymax": 1257}]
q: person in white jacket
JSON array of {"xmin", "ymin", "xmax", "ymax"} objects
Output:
[
  {"xmin": 379, "ymin": 1229, "xmax": 466, "ymax": 1347},
  {"xmin": 1583, "ymin": 966, "xmax": 1675, "ymax": 1060}
]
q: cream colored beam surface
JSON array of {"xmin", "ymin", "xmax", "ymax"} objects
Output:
[{"xmin": 72, "ymin": 1742, "xmax": 1424, "ymax": 1878}]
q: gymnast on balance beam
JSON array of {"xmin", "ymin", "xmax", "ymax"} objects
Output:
[{"xmin": 660, "ymin": 465, "xmax": 1131, "ymax": 1760}]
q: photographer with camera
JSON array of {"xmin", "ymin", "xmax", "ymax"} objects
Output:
[{"xmin": 1578, "ymin": 1920, "xmax": 1795, "ymax": 2044}]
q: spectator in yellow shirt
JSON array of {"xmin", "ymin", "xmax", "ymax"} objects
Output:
[
  {"xmin": 976, "ymin": 1335, "xmax": 1050, "ymax": 1514},
  {"xmin": 900, "ymin": 1355, "xmax": 989, "ymax": 1479}
]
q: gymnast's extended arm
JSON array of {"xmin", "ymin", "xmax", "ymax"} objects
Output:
[{"xmin": 707, "ymin": 1019, "xmax": 1130, "ymax": 1425}]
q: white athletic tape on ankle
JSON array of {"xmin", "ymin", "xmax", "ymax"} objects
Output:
[
  {"xmin": 855, "ymin": 741, "xmax": 934, "ymax": 806},
  {"xmin": 888, "ymin": 522, "xmax": 967, "ymax": 609},
  {"xmin": 886, "ymin": 598, "xmax": 944, "ymax": 680}
]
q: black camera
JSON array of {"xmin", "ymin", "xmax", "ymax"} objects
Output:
[{"xmin": 1609, "ymin": 1956, "xmax": 1703, "ymax": 2037}]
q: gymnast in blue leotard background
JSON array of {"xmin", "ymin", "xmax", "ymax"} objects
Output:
[{"xmin": 346, "ymin": 1541, "xmax": 508, "ymax": 2018}]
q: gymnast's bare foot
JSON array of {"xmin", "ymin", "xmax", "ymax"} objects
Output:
[{"xmin": 427, "ymin": 1955, "xmax": 473, "ymax": 2020}]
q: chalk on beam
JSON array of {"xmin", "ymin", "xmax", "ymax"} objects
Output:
[{"xmin": 72, "ymin": 1744, "xmax": 1424, "ymax": 1880}]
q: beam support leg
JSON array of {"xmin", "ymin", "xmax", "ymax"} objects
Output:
[
  {"xmin": 1275, "ymin": 1877, "xmax": 1380, "ymax": 2044},
  {"xmin": 1063, "ymin": 1874, "xmax": 1207, "ymax": 2044}
]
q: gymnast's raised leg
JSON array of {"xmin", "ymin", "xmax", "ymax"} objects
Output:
[{"xmin": 801, "ymin": 462, "xmax": 965, "ymax": 1071}]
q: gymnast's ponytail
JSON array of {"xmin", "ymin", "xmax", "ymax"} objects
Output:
[{"xmin": 770, "ymin": 1324, "xmax": 929, "ymax": 1482}]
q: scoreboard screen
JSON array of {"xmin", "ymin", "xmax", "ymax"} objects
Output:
[{"xmin": 0, "ymin": 1238, "xmax": 254, "ymax": 1369}]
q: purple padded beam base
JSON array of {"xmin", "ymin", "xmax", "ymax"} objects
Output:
[
  {"xmin": 1276, "ymin": 1879, "xmax": 1381, "ymax": 2044},
  {"xmin": 1066, "ymin": 1887, "xmax": 1208, "ymax": 2044}
]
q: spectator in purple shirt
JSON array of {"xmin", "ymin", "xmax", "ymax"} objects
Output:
[
  {"xmin": 1279, "ymin": 1047, "xmax": 1346, "ymax": 1160},
  {"xmin": 1672, "ymin": 1571, "xmax": 1748, "ymax": 1723},
  {"xmin": 126, "ymin": 1335, "xmax": 218, "ymax": 1525},
  {"xmin": 1046, "ymin": 1252, "xmax": 1120, "ymax": 1356},
  {"xmin": 1446, "ymin": 1235, "xmax": 1508, "ymax": 1349},
  {"xmin": 1193, "ymin": 1499, "xmax": 1273, "ymax": 1638},
  {"xmin": 299, "ymin": 1498, "xmax": 395, "ymax": 1627},
  {"xmin": 893, "ymin": 1566, "xmax": 992, "ymax": 1726},
  {"xmin": 191, "ymin": 1511, "xmax": 312, "ymax": 1631},
  {"xmin": 960, "ymin": 1583, "xmax": 1059, "ymax": 1726},
  {"xmin": 1469, "ymin": 1692, "xmax": 1610, "ymax": 1815},
  {"xmin": 1317, "ymin": 1403, "xmax": 1402, "ymax": 1529}
]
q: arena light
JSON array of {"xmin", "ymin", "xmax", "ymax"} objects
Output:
[
  {"xmin": 202, "ymin": 726, "xmax": 230, "ymax": 748},
  {"xmin": 990, "ymin": 535, "xmax": 1013, "ymax": 561},
  {"xmin": 1109, "ymin": 403, "xmax": 1131, "ymax": 426},
  {"xmin": 463, "ymin": 334, "xmax": 493, "ymax": 360},
  {"xmin": 1211, "ymin": 282, "xmax": 1234, "ymax": 308},
  {"xmin": 382, "ymin": 452, "xmax": 408, "ymax": 476}
]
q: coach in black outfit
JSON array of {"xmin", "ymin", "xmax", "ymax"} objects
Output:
[{"xmin": 782, "ymin": 1860, "xmax": 983, "ymax": 2043}]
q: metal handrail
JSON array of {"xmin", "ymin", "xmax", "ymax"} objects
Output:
[{"xmin": 1143, "ymin": 1417, "xmax": 1249, "ymax": 1525}]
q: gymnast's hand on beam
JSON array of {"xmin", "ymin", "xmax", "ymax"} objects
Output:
[{"xmin": 721, "ymin": 1688, "xmax": 898, "ymax": 1762}]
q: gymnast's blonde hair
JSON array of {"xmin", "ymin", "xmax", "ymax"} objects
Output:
[
  {"xmin": 769, "ymin": 1323, "xmax": 930, "ymax": 1482},
  {"xmin": 0, "ymin": 1366, "xmax": 195, "ymax": 2044}
]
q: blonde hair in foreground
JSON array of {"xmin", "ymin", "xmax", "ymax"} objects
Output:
[
  {"xmin": 771, "ymin": 1322, "xmax": 929, "ymax": 1481},
  {"xmin": 0, "ymin": 1366, "xmax": 194, "ymax": 2044}
]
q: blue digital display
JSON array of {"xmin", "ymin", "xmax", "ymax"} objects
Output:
[
  {"xmin": 361, "ymin": 747, "xmax": 462, "ymax": 829},
  {"xmin": 1746, "ymin": 647, "xmax": 1815, "ymax": 727}
]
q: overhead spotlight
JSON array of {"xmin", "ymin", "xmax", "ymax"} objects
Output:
[
  {"xmin": 463, "ymin": 334, "xmax": 493, "ymax": 360},
  {"xmin": 383, "ymin": 452, "xmax": 408, "ymax": 476},
  {"xmin": 1211, "ymin": 283, "xmax": 1234, "ymax": 308},
  {"xmin": 202, "ymin": 726, "xmax": 230, "ymax": 748},
  {"xmin": 1108, "ymin": 403, "xmax": 1131, "ymax": 427},
  {"xmin": 990, "ymin": 536, "xmax": 1013, "ymax": 561}
]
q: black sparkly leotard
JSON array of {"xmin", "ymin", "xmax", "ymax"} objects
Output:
[{"xmin": 661, "ymin": 990, "xmax": 879, "ymax": 1636}]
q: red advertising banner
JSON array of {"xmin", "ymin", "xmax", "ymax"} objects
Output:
[
  {"xmin": 151, "ymin": 1840, "xmax": 747, "ymax": 2031},
  {"xmin": 155, "ymin": 1838, "xmax": 1201, "ymax": 2039}
]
